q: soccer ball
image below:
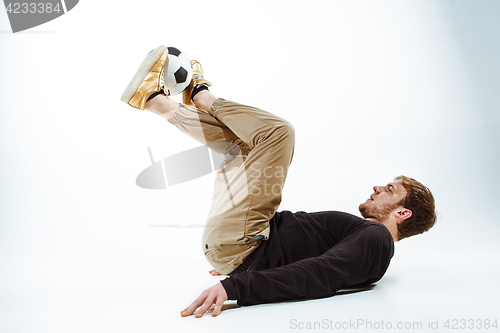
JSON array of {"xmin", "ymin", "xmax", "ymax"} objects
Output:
[{"xmin": 163, "ymin": 47, "xmax": 193, "ymax": 96}]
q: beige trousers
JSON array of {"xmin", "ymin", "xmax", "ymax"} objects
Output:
[{"xmin": 168, "ymin": 98, "xmax": 295, "ymax": 274}]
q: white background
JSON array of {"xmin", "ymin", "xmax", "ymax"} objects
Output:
[{"xmin": 1, "ymin": 0, "xmax": 499, "ymax": 332}]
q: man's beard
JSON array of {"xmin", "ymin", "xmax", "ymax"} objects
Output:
[{"xmin": 359, "ymin": 201, "xmax": 399, "ymax": 222}]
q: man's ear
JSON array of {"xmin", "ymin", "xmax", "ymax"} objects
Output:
[{"xmin": 395, "ymin": 208, "xmax": 412, "ymax": 220}]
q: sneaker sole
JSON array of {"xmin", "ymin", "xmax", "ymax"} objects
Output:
[{"xmin": 120, "ymin": 45, "xmax": 168, "ymax": 104}]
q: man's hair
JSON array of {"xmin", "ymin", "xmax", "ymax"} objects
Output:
[{"xmin": 394, "ymin": 175, "xmax": 436, "ymax": 240}]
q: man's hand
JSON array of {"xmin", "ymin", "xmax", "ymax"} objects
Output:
[
  {"xmin": 180, "ymin": 282, "xmax": 228, "ymax": 318},
  {"xmin": 209, "ymin": 269, "xmax": 222, "ymax": 276}
]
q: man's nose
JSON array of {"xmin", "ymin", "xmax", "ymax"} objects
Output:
[{"xmin": 373, "ymin": 186, "xmax": 381, "ymax": 193}]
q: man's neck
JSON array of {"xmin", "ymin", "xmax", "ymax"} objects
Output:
[{"xmin": 366, "ymin": 218, "xmax": 400, "ymax": 242}]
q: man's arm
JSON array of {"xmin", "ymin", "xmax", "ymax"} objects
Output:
[
  {"xmin": 179, "ymin": 236, "xmax": 368, "ymax": 318},
  {"xmin": 181, "ymin": 224, "xmax": 392, "ymax": 316},
  {"xmin": 222, "ymin": 225, "xmax": 393, "ymax": 306}
]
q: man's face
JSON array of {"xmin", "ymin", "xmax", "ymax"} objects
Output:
[{"xmin": 359, "ymin": 180, "xmax": 408, "ymax": 221}]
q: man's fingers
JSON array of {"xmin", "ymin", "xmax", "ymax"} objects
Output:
[
  {"xmin": 180, "ymin": 293, "xmax": 208, "ymax": 317},
  {"xmin": 180, "ymin": 308, "xmax": 192, "ymax": 317},
  {"xmin": 194, "ymin": 296, "xmax": 215, "ymax": 318},
  {"xmin": 211, "ymin": 293, "xmax": 225, "ymax": 317},
  {"xmin": 180, "ymin": 291, "xmax": 216, "ymax": 318},
  {"xmin": 209, "ymin": 269, "xmax": 222, "ymax": 276},
  {"xmin": 181, "ymin": 283, "xmax": 228, "ymax": 318}
]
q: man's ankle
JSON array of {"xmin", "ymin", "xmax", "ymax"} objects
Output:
[
  {"xmin": 145, "ymin": 94, "xmax": 179, "ymax": 117},
  {"xmin": 193, "ymin": 90, "xmax": 217, "ymax": 112},
  {"xmin": 191, "ymin": 84, "xmax": 209, "ymax": 100}
]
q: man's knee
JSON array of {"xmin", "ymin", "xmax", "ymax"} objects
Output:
[
  {"xmin": 275, "ymin": 120, "xmax": 295, "ymax": 144},
  {"xmin": 274, "ymin": 120, "xmax": 295, "ymax": 156}
]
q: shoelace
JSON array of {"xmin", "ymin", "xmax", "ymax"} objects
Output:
[{"xmin": 192, "ymin": 73, "xmax": 204, "ymax": 81}]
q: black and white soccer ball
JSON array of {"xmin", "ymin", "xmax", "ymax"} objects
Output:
[{"xmin": 164, "ymin": 47, "xmax": 193, "ymax": 96}]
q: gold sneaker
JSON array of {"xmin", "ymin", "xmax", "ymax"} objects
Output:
[
  {"xmin": 182, "ymin": 60, "xmax": 212, "ymax": 106},
  {"xmin": 121, "ymin": 45, "xmax": 169, "ymax": 110}
]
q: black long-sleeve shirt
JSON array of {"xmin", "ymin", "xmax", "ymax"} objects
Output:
[{"xmin": 220, "ymin": 210, "xmax": 394, "ymax": 306}]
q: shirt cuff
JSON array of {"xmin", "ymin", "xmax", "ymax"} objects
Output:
[{"xmin": 220, "ymin": 277, "xmax": 239, "ymax": 301}]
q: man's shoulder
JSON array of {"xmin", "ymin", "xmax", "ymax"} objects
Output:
[
  {"xmin": 296, "ymin": 210, "xmax": 377, "ymax": 227},
  {"xmin": 291, "ymin": 210, "xmax": 361, "ymax": 220},
  {"xmin": 276, "ymin": 210, "xmax": 377, "ymax": 227},
  {"xmin": 310, "ymin": 211, "xmax": 393, "ymax": 243},
  {"xmin": 280, "ymin": 210, "xmax": 388, "ymax": 236}
]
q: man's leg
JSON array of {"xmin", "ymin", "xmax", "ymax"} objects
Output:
[
  {"xmin": 131, "ymin": 54, "xmax": 294, "ymax": 275},
  {"xmin": 191, "ymin": 90, "xmax": 295, "ymax": 275},
  {"xmin": 145, "ymin": 94, "xmax": 250, "ymax": 157}
]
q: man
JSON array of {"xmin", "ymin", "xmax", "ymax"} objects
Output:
[{"xmin": 121, "ymin": 45, "xmax": 436, "ymax": 318}]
